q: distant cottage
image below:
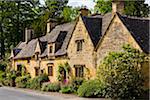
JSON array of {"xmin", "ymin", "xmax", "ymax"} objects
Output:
[{"xmin": 10, "ymin": 1, "xmax": 149, "ymax": 88}]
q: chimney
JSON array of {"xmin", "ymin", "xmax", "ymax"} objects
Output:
[
  {"xmin": 79, "ymin": 6, "xmax": 89, "ymax": 16},
  {"xmin": 47, "ymin": 18, "xmax": 57, "ymax": 34},
  {"xmin": 112, "ymin": 0, "xmax": 124, "ymax": 15},
  {"xmin": 25, "ymin": 28, "xmax": 34, "ymax": 42}
]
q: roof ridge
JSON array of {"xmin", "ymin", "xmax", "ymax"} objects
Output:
[
  {"xmin": 15, "ymin": 41, "xmax": 24, "ymax": 48},
  {"xmin": 119, "ymin": 14, "xmax": 150, "ymax": 20}
]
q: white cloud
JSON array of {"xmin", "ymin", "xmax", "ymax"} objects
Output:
[
  {"xmin": 39, "ymin": 0, "xmax": 45, "ymax": 5},
  {"xmin": 68, "ymin": 0, "xmax": 95, "ymax": 9},
  {"xmin": 40, "ymin": 0, "xmax": 150, "ymax": 8},
  {"xmin": 145, "ymin": 0, "xmax": 150, "ymax": 6}
]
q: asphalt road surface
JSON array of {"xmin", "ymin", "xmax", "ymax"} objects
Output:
[
  {"xmin": 0, "ymin": 87, "xmax": 64, "ymax": 100},
  {"xmin": 0, "ymin": 87, "xmax": 102, "ymax": 100}
]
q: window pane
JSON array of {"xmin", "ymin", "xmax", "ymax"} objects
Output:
[
  {"xmin": 77, "ymin": 42, "xmax": 79, "ymax": 51},
  {"xmin": 27, "ymin": 59, "xmax": 30, "ymax": 63},
  {"xmin": 48, "ymin": 66, "xmax": 53, "ymax": 76},
  {"xmin": 35, "ymin": 68, "xmax": 39, "ymax": 76},
  {"xmin": 49, "ymin": 46, "xmax": 53, "ymax": 53},
  {"xmin": 75, "ymin": 65, "xmax": 84, "ymax": 78},
  {"xmin": 77, "ymin": 40, "xmax": 83, "ymax": 51},
  {"xmin": 41, "ymin": 70, "xmax": 44, "ymax": 74},
  {"xmin": 17, "ymin": 65, "xmax": 22, "ymax": 72},
  {"xmin": 75, "ymin": 67, "xmax": 78, "ymax": 77},
  {"xmin": 35, "ymin": 54, "xmax": 39, "ymax": 60},
  {"xmin": 79, "ymin": 41, "xmax": 82, "ymax": 51},
  {"xmin": 80, "ymin": 66, "xmax": 84, "ymax": 77}
]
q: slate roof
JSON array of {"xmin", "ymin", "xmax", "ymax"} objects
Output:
[
  {"xmin": 82, "ymin": 15, "xmax": 102, "ymax": 47},
  {"xmin": 82, "ymin": 13, "xmax": 112, "ymax": 47},
  {"xmin": 14, "ymin": 22, "xmax": 76, "ymax": 59},
  {"xmin": 14, "ymin": 39, "xmax": 38, "ymax": 59},
  {"xmin": 101, "ymin": 13, "xmax": 112, "ymax": 35},
  {"xmin": 118, "ymin": 13, "xmax": 150, "ymax": 54},
  {"xmin": 16, "ymin": 42, "xmax": 27, "ymax": 49},
  {"xmin": 13, "ymin": 12, "xmax": 149, "ymax": 59},
  {"xmin": 40, "ymin": 22, "xmax": 76, "ymax": 57}
]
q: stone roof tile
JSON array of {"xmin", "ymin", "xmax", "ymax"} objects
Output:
[{"xmin": 118, "ymin": 13, "xmax": 150, "ymax": 53}]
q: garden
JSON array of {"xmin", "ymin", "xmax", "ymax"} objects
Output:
[{"xmin": 0, "ymin": 45, "xmax": 149, "ymax": 100}]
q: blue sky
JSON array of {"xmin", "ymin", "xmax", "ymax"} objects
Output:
[{"xmin": 40, "ymin": 0, "xmax": 150, "ymax": 9}]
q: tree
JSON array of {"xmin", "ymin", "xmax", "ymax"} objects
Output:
[
  {"xmin": 94, "ymin": 0, "xmax": 112, "ymax": 14},
  {"xmin": 0, "ymin": 0, "xmax": 74, "ymax": 59},
  {"xmin": 0, "ymin": 1, "xmax": 18, "ymax": 57},
  {"xmin": 0, "ymin": 1, "xmax": 5, "ymax": 58},
  {"xmin": 0, "ymin": 0, "xmax": 70, "ymax": 58},
  {"xmin": 124, "ymin": 0, "xmax": 149, "ymax": 17},
  {"xmin": 62, "ymin": 6, "xmax": 80, "ymax": 22},
  {"xmin": 94, "ymin": 0, "xmax": 150, "ymax": 17},
  {"xmin": 32, "ymin": 0, "xmax": 69, "ymax": 36},
  {"xmin": 97, "ymin": 44, "xmax": 146, "ymax": 99},
  {"xmin": 45, "ymin": 0, "xmax": 68, "ymax": 19},
  {"xmin": 0, "ymin": 0, "xmax": 40, "ymax": 57}
]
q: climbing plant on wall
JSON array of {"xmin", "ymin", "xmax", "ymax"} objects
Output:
[{"xmin": 57, "ymin": 62, "xmax": 71, "ymax": 83}]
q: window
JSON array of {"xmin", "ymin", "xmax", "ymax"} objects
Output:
[
  {"xmin": 41, "ymin": 70, "xmax": 44, "ymax": 74},
  {"xmin": 27, "ymin": 59, "xmax": 30, "ymax": 63},
  {"xmin": 49, "ymin": 46, "xmax": 53, "ymax": 53},
  {"xmin": 75, "ymin": 65, "xmax": 84, "ymax": 78},
  {"xmin": 17, "ymin": 65, "xmax": 22, "ymax": 72},
  {"xmin": 35, "ymin": 53, "xmax": 39, "ymax": 60},
  {"xmin": 48, "ymin": 66, "xmax": 53, "ymax": 76},
  {"xmin": 76, "ymin": 40, "xmax": 83, "ymax": 52},
  {"xmin": 35, "ymin": 68, "xmax": 39, "ymax": 76}
]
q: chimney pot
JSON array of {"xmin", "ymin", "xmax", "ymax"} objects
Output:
[
  {"xmin": 112, "ymin": 0, "xmax": 124, "ymax": 15},
  {"xmin": 79, "ymin": 6, "xmax": 89, "ymax": 16}
]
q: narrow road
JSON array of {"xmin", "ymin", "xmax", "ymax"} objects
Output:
[
  {"xmin": 0, "ymin": 87, "xmax": 103, "ymax": 100},
  {"xmin": 0, "ymin": 87, "xmax": 63, "ymax": 100}
]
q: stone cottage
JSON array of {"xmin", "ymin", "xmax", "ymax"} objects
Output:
[{"xmin": 10, "ymin": 1, "xmax": 149, "ymax": 86}]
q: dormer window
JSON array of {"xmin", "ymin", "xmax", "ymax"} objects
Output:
[
  {"xmin": 48, "ymin": 43, "xmax": 55, "ymax": 57},
  {"xmin": 76, "ymin": 40, "xmax": 83, "ymax": 52},
  {"xmin": 49, "ymin": 46, "xmax": 53, "ymax": 53},
  {"xmin": 35, "ymin": 53, "xmax": 39, "ymax": 61}
]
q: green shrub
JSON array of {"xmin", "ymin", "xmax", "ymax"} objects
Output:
[
  {"xmin": 15, "ymin": 74, "xmax": 31, "ymax": 88},
  {"xmin": 29, "ymin": 77, "xmax": 40, "ymax": 89},
  {"xmin": 41, "ymin": 83, "xmax": 60, "ymax": 92},
  {"xmin": 60, "ymin": 85, "xmax": 73, "ymax": 94},
  {"xmin": 77, "ymin": 80, "xmax": 106, "ymax": 97},
  {"xmin": 0, "ymin": 63, "xmax": 6, "ymax": 71},
  {"xmin": 41, "ymin": 83, "xmax": 49, "ymax": 91},
  {"xmin": 70, "ymin": 78, "xmax": 84, "ymax": 93},
  {"xmin": 97, "ymin": 45, "xmax": 146, "ymax": 99},
  {"xmin": 29, "ymin": 74, "xmax": 49, "ymax": 90},
  {"xmin": 3, "ymin": 70, "xmax": 17, "ymax": 87},
  {"xmin": 0, "ymin": 71, "xmax": 6, "ymax": 84}
]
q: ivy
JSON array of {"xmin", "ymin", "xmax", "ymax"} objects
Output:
[{"xmin": 57, "ymin": 62, "xmax": 71, "ymax": 83}]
